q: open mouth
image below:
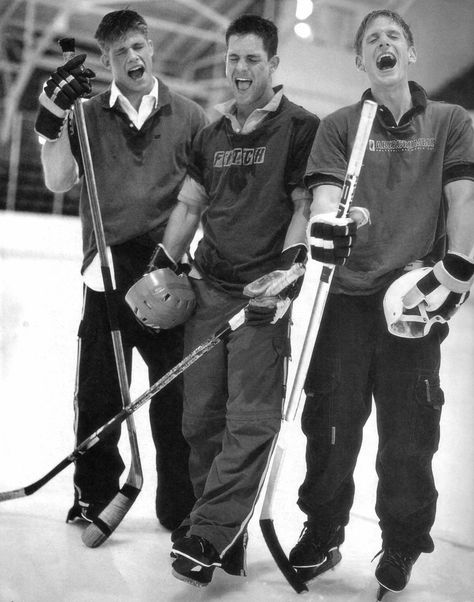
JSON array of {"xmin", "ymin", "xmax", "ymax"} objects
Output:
[
  {"xmin": 235, "ymin": 77, "xmax": 252, "ymax": 91},
  {"xmin": 128, "ymin": 65, "xmax": 145, "ymax": 80},
  {"xmin": 376, "ymin": 53, "xmax": 397, "ymax": 70}
]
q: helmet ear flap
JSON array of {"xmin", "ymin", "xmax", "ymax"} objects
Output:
[
  {"xmin": 383, "ymin": 267, "xmax": 441, "ymax": 338},
  {"xmin": 125, "ymin": 268, "xmax": 196, "ymax": 331}
]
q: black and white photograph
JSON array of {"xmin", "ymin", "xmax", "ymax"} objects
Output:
[{"xmin": 1, "ymin": 1, "xmax": 473, "ymax": 601}]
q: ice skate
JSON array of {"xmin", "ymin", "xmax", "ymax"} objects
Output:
[
  {"xmin": 375, "ymin": 548, "xmax": 420, "ymax": 600},
  {"xmin": 289, "ymin": 523, "xmax": 344, "ymax": 582},
  {"xmin": 171, "ymin": 534, "xmax": 221, "ymax": 587}
]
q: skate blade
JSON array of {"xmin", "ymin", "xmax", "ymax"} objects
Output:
[
  {"xmin": 295, "ymin": 548, "xmax": 342, "ymax": 583},
  {"xmin": 172, "ymin": 568, "xmax": 210, "ymax": 588}
]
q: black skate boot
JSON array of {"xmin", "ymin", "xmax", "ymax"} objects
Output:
[
  {"xmin": 289, "ymin": 523, "xmax": 344, "ymax": 583},
  {"xmin": 66, "ymin": 499, "xmax": 108, "ymax": 524},
  {"xmin": 374, "ymin": 548, "xmax": 420, "ymax": 600},
  {"xmin": 171, "ymin": 535, "xmax": 222, "ymax": 588}
]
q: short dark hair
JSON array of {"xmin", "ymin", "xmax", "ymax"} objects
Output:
[
  {"xmin": 353, "ymin": 9, "xmax": 414, "ymax": 56},
  {"xmin": 94, "ymin": 9, "xmax": 148, "ymax": 50},
  {"xmin": 225, "ymin": 14, "xmax": 278, "ymax": 58}
]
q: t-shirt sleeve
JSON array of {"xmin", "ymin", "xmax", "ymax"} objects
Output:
[
  {"xmin": 286, "ymin": 113, "xmax": 320, "ymax": 190},
  {"xmin": 443, "ymin": 105, "xmax": 474, "ymax": 184},
  {"xmin": 304, "ymin": 112, "xmax": 348, "ymax": 189}
]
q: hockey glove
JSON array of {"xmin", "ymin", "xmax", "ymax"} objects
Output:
[
  {"xmin": 243, "ymin": 244, "xmax": 307, "ymax": 326},
  {"xmin": 308, "ymin": 206, "xmax": 370, "ymax": 265},
  {"xmin": 35, "ymin": 54, "xmax": 95, "ymax": 140},
  {"xmin": 402, "ymin": 252, "xmax": 474, "ymax": 321}
]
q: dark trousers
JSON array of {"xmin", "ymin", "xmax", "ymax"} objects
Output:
[
  {"xmin": 182, "ymin": 278, "xmax": 290, "ymax": 554},
  {"xmin": 73, "ymin": 285, "xmax": 194, "ymax": 527},
  {"xmin": 298, "ymin": 291, "xmax": 448, "ymax": 553}
]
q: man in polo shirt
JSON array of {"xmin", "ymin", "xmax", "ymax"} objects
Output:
[
  {"xmin": 34, "ymin": 9, "xmax": 207, "ymax": 533},
  {"xmin": 288, "ymin": 9, "xmax": 474, "ymax": 599}
]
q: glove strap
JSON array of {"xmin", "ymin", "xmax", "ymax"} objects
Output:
[
  {"xmin": 434, "ymin": 252, "xmax": 474, "ymax": 293},
  {"xmin": 34, "ymin": 105, "xmax": 66, "ymax": 141}
]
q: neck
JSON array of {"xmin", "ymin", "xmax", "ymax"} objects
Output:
[
  {"xmin": 235, "ymin": 88, "xmax": 274, "ymax": 126},
  {"xmin": 115, "ymin": 80, "xmax": 154, "ymax": 111},
  {"xmin": 371, "ymin": 81, "xmax": 412, "ymax": 124}
]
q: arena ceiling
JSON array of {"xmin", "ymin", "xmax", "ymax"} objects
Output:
[
  {"xmin": 0, "ymin": 0, "xmax": 279, "ymax": 143},
  {"xmin": 1, "ymin": 0, "xmax": 473, "ymax": 147}
]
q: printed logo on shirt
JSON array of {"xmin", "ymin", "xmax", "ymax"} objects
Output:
[
  {"xmin": 368, "ymin": 137, "xmax": 435, "ymax": 152},
  {"xmin": 213, "ymin": 147, "xmax": 266, "ymax": 167}
]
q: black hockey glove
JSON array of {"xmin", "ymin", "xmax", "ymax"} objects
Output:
[
  {"xmin": 243, "ymin": 244, "xmax": 307, "ymax": 326},
  {"xmin": 308, "ymin": 213, "xmax": 357, "ymax": 265},
  {"xmin": 35, "ymin": 54, "xmax": 95, "ymax": 140},
  {"xmin": 403, "ymin": 252, "xmax": 474, "ymax": 320}
]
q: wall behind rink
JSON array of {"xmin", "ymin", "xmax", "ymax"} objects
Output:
[{"xmin": 0, "ymin": 210, "xmax": 473, "ymax": 550}]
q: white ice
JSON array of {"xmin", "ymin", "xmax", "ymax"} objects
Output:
[{"xmin": 0, "ymin": 213, "xmax": 473, "ymax": 602}]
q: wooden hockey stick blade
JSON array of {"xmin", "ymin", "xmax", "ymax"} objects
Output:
[
  {"xmin": 0, "ymin": 307, "xmax": 246, "ymax": 503},
  {"xmin": 260, "ymin": 518, "xmax": 308, "ymax": 594},
  {"xmin": 82, "ymin": 483, "xmax": 140, "ymax": 547}
]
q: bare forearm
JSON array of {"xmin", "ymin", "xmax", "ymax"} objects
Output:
[
  {"xmin": 283, "ymin": 196, "xmax": 310, "ymax": 249},
  {"xmin": 163, "ymin": 201, "xmax": 202, "ymax": 261},
  {"xmin": 309, "ymin": 184, "xmax": 342, "ymax": 216},
  {"xmin": 445, "ymin": 179, "xmax": 474, "ymax": 258}
]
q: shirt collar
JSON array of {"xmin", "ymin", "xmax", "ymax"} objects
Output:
[
  {"xmin": 109, "ymin": 76, "xmax": 159, "ymax": 109},
  {"xmin": 214, "ymin": 85, "xmax": 284, "ymax": 121},
  {"xmin": 362, "ymin": 81, "xmax": 427, "ymax": 128}
]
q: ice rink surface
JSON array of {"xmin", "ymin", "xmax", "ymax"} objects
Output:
[{"xmin": 1, "ymin": 212, "xmax": 473, "ymax": 602}]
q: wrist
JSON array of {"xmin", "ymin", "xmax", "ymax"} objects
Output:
[
  {"xmin": 39, "ymin": 92, "xmax": 68, "ymax": 118},
  {"xmin": 148, "ymin": 243, "xmax": 178, "ymax": 272},
  {"xmin": 281, "ymin": 243, "xmax": 308, "ymax": 267},
  {"xmin": 34, "ymin": 105, "xmax": 67, "ymax": 141}
]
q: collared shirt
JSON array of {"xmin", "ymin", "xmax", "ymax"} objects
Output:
[
  {"xmin": 214, "ymin": 85, "xmax": 284, "ymax": 134},
  {"xmin": 179, "ymin": 86, "xmax": 286, "ymax": 208},
  {"xmin": 84, "ymin": 77, "xmax": 160, "ymax": 291},
  {"xmin": 109, "ymin": 77, "xmax": 159, "ymax": 130}
]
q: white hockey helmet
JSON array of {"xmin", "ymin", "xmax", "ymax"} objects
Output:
[
  {"xmin": 383, "ymin": 267, "xmax": 447, "ymax": 338},
  {"xmin": 125, "ymin": 268, "xmax": 196, "ymax": 331}
]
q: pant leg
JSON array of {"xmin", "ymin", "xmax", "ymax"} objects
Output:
[
  {"xmin": 297, "ymin": 293, "xmax": 375, "ymax": 528},
  {"xmin": 181, "ymin": 279, "xmax": 239, "ymax": 501},
  {"xmin": 183, "ymin": 279, "xmax": 289, "ymax": 554},
  {"xmin": 73, "ymin": 286, "xmax": 127, "ymax": 503},
  {"xmin": 136, "ymin": 323, "xmax": 195, "ymax": 528},
  {"xmin": 374, "ymin": 321, "xmax": 448, "ymax": 553}
]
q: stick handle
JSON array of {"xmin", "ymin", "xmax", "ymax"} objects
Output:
[
  {"xmin": 285, "ymin": 99, "xmax": 377, "ymax": 423},
  {"xmin": 58, "ymin": 38, "xmax": 142, "ymax": 480}
]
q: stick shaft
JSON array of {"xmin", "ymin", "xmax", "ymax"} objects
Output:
[
  {"xmin": 259, "ymin": 100, "xmax": 377, "ymax": 593},
  {"xmin": 0, "ymin": 308, "xmax": 246, "ymax": 502}
]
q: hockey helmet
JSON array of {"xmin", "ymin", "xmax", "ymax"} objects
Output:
[
  {"xmin": 125, "ymin": 268, "xmax": 196, "ymax": 331},
  {"xmin": 383, "ymin": 267, "xmax": 446, "ymax": 339}
]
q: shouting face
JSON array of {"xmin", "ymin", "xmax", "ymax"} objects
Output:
[
  {"xmin": 356, "ymin": 15, "xmax": 416, "ymax": 89},
  {"xmin": 101, "ymin": 30, "xmax": 154, "ymax": 102},
  {"xmin": 225, "ymin": 33, "xmax": 279, "ymax": 119}
]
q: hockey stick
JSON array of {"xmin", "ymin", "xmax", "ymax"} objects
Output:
[
  {"xmin": 0, "ymin": 307, "xmax": 247, "ymax": 504},
  {"xmin": 59, "ymin": 38, "xmax": 143, "ymax": 546},
  {"xmin": 259, "ymin": 99, "xmax": 378, "ymax": 593}
]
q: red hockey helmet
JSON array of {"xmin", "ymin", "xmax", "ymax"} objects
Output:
[{"xmin": 125, "ymin": 268, "xmax": 196, "ymax": 331}]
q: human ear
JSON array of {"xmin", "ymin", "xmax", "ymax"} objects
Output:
[{"xmin": 355, "ymin": 55, "xmax": 365, "ymax": 71}]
